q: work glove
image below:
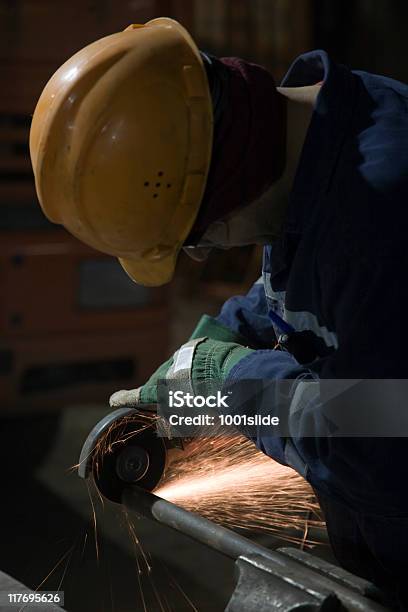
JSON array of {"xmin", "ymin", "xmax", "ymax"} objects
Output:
[
  {"xmin": 109, "ymin": 315, "xmax": 249, "ymax": 409},
  {"xmin": 112, "ymin": 337, "xmax": 253, "ymax": 408}
]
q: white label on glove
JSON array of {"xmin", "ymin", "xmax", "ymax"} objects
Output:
[{"xmin": 173, "ymin": 345, "xmax": 196, "ymax": 373}]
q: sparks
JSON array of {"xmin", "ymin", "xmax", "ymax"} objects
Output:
[
  {"xmin": 156, "ymin": 434, "xmax": 324, "ymax": 545},
  {"xmin": 81, "ymin": 411, "xmax": 325, "ymax": 545}
]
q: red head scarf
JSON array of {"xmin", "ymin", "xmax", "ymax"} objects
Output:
[{"xmin": 186, "ymin": 56, "xmax": 287, "ymax": 244}]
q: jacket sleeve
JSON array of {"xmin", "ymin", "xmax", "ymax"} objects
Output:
[
  {"xmin": 225, "ymin": 256, "xmax": 408, "ymax": 513},
  {"xmin": 215, "ymin": 277, "xmax": 277, "ymax": 349}
]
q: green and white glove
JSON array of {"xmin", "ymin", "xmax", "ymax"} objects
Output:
[{"xmin": 109, "ymin": 315, "xmax": 250, "ymax": 409}]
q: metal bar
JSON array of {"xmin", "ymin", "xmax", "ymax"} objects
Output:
[
  {"xmin": 122, "ymin": 488, "xmax": 388, "ymax": 611},
  {"xmin": 122, "ymin": 486, "xmax": 279, "ymax": 562}
]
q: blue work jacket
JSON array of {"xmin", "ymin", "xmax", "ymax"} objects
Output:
[{"xmin": 216, "ymin": 50, "xmax": 408, "ymax": 598}]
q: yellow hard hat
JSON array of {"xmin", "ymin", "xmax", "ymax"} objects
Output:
[{"xmin": 30, "ymin": 18, "xmax": 213, "ymax": 286}]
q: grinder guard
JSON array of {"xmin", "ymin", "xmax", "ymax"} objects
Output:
[{"xmin": 78, "ymin": 407, "xmax": 169, "ymax": 503}]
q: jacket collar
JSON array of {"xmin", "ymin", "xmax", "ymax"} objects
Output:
[{"xmin": 280, "ymin": 50, "xmax": 358, "ymax": 233}]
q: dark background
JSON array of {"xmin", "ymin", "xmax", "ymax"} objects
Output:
[{"xmin": 0, "ymin": 1, "xmax": 407, "ymax": 611}]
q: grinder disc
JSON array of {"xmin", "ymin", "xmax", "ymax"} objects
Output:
[{"xmin": 90, "ymin": 413, "xmax": 167, "ymax": 503}]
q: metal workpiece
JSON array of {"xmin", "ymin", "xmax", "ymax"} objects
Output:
[
  {"xmin": 227, "ymin": 552, "xmax": 388, "ymax": 612},
  {"xmin": 122, "ymin": 486, "xmax": 279, "ymax": 562},
  {"xmin": 278, "ymin": 548, "xmax": 374, "ymax": 596},
  {"xmin": 123, "ymin": 487, "xmax": 388, "ymax": 612},
  {"xmin": 226, "ymin": 554, "xmax": 343, "ymax": 612}
]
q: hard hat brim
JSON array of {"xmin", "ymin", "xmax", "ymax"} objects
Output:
[{"xmin": 119, "ymin": 250, "xmax": 178, "ymax": 287}]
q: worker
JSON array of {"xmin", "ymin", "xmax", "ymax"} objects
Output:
[{"xmin": 30, "ymin": 18, "xmax": 408, "ymax": 609}]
